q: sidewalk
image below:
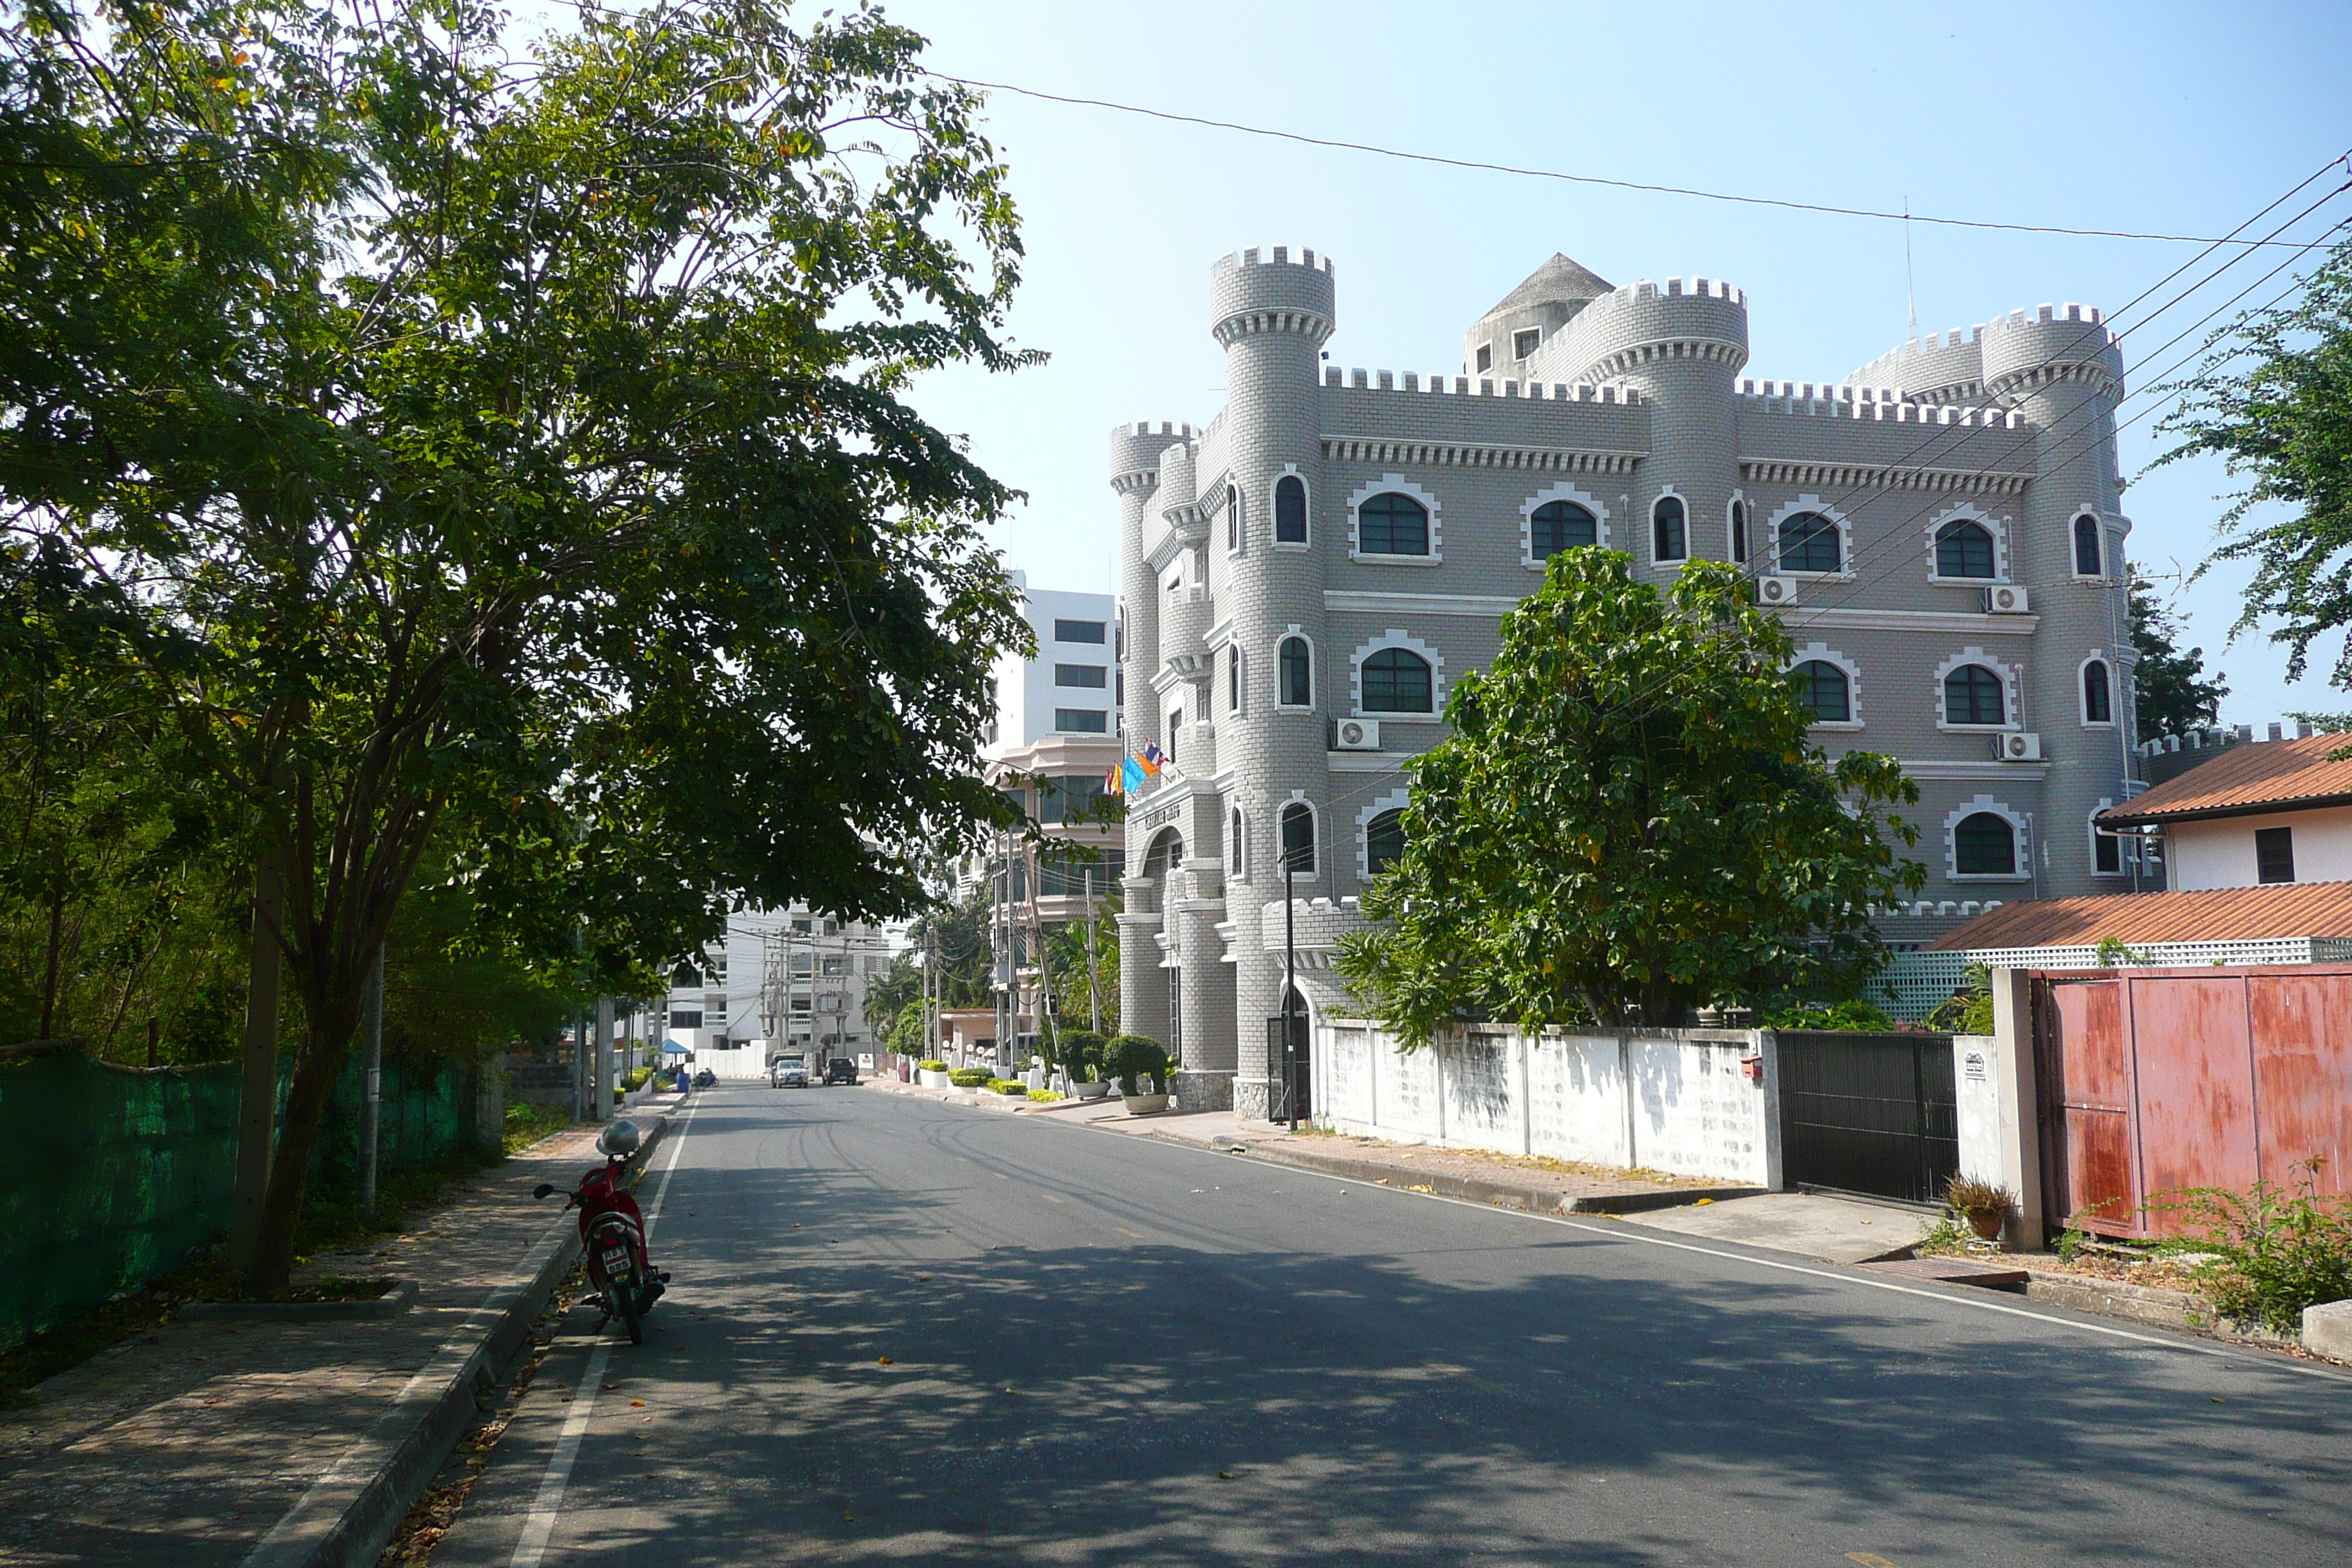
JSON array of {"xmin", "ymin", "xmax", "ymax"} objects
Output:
[{"xmin": 0, "ymin": 1104, "xmax": 673, "ymax": 1568}]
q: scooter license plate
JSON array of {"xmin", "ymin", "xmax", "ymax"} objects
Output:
[{"xmin": 601, "ymin": 1245, "xmax": 630, "ymax": 1278}]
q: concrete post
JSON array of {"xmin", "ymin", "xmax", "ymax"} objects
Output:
[
  {"xmin": 1989, "ymin": 968, "xmax": 2046, "ymax": 1251},
  {"xmin": 595, "ymin": 995, "xmax": 615, "ymax": 1120}
]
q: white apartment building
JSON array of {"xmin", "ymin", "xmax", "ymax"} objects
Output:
[
  {"xmin": 986, "ymin": 571, "xmax": 1123, "ymax": 751},
  {"xmin": 644, "ymin": 905, "xmax": 905, "ymax": 1078}
]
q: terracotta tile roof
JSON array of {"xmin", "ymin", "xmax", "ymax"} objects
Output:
[
  {"xmin": 1923, "ymin": 881, "xmax": 2352, "ymax": 951},
  {"xmin": 2100, "ymin": 731, "xmax": 2352, "ymax": 824}
]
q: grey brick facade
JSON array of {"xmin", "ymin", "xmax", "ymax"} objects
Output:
[{"xmin": 1115, "ymin": 248, "xmax": 2137, "ymax": 1116}]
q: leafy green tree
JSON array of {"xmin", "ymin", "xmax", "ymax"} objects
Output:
[
  {"xmin": 1338, "ymin": 550, "xmax": 1926, "ymax": 1042},
  {"xmin": 2127, "ymin": 570, "xmax": 2229, "ymax": 739},
  {"xmin": 3, "ymin": 1, "xmax": 1033, "ymax": 1287},
  {"xmin": 1044, "ymin": 888, "xmax": 1119, "ymax": 1037},
  {"xmin": 2153, "ymin": 236, "xmax": 2352, "ymax": 687}
]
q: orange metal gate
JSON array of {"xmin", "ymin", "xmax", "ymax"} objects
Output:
[{"xmin": 2032, "ymin": 965, "xmax": 2352, "ymax": 1238}]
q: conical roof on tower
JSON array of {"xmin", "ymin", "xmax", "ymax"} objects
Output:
[{"xmin": 1474, "ymin": 253, "xmax": 1614, "ymax": 325}]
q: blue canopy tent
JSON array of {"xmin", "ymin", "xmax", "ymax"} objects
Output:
[{"xmin": 660, "ymin": 1040, "xmax": 691, "ymax": 1056}]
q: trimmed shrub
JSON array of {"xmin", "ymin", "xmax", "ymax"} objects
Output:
[
  {"xmin": 1027, "ymin": 1088, "xmax": 1064, "ymax": 1103},
  {"xmin": 987, "ymin": 1078, "xmax": 1027, "ymax": 1096},
  {"xmin": 948, "ymin": 1068, "xmax": 992, "ymax": 1088},
  {"xmin": 917, "ymin": 1058, "xmax": 949, "ymax": 1074},
  {"xmin": 1102, "ymin": 1033, "xmax": 1169, "ymax": 1096},
  {"xmin": 1058, "ymin": 1030, "xmax": 1105, "ymax": 1082}
]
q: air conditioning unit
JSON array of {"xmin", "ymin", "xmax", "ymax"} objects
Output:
[
  {"xmin": 1756, "ymin": 574, "xmax": 1801, "ymax": 606},
  {"xmin": 1985, "ymin": 584, "xmax": 2031, "ymax": 614},
  {"xmin": 1996, "ymin": 731, "xmax": 2043, "ymax": 761},
  {"xmin": 1334, "ymin": 717, "xmax": 1382, "ymax": 751}
]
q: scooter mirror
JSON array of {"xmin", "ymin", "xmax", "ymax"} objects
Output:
[{"xmin": 532, "ymin": 1182, "xmax": 555, "ymax": 1199}]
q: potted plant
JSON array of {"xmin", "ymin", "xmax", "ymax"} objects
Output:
[
  {"xmin": 1104, "ymin": 1033, "xmax": 1171, "ymax": 1115},
  {"xmin": 1058, "ymin": 1030, "xmax": 1113, "ymax": 1100},
  {"xmin": 916, "ymin": 1058, "xmax": 952, "ymax": 1089},
  {"xmin": 1945, "ymin": 1173, "xmax": 2018, "ymax": 1243}
]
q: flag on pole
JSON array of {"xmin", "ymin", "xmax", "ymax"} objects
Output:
[
  {"xmin": 1121, "ymin": 755, "xmax": 1147, "ymax": 792},
  {"xmin": 1141, "ymin": 739, "xmax": 1169, "ymax": 773},
  {"xmin": 1104, "ymin": 763, "xmax": 1123, "ymax": 796}
]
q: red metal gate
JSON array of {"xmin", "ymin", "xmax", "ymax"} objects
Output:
[{"xmin": 2032, "ymin": 965, "xmax": 2352, "ymax": 1238}]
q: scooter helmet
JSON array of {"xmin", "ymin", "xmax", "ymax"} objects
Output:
[{"xmin": 595, "ymin": 1120, "xmax": 642, "ymax": 1159}]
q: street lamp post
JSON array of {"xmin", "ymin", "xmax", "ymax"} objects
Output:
[{"xmin": 1283, "ymin": 847, "xmax": 1299, "ymax": 1134}]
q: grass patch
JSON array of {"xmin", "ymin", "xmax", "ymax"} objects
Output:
[{"xmin": 503, "ymin": 1099, "xmax": 574, "ymax": 1156}]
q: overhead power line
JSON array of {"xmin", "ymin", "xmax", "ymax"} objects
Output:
[{"xmin": 927, "ymin": 70, "xmax": 2342, "ymax": 251}]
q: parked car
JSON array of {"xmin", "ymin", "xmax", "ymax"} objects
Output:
[
  {"xmin": 823, "ymin": 1058, "xmax": 858, "ymax": 1085},
  {"xmin": 772, "ymin": 1055, "xmax": 809, "ymax": 1088}
]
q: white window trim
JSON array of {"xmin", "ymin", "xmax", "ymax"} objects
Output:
[
  {"xmin": 1933, "ymin": 645, "xmax": 2021, "ymax": 732},
  {"xmin": 1649, "ymin": 485, "xmax": 1691, "ymax": 565},
  {"xmin": 1275, "ymin": 625, "xmax": 1315, "ymax": 712},
  {"xmin": 1351, "ymin": 627, "xmax": 1445, "ymax": 719},
  {"xmin": 1356, "ymin": 788, "xmax": 1412, "ymax": 883},
  {"xmin": 2087, "ymin": 799, "xmax": 2129, "ymax": 879},
  {"xmin": 1766, "ymin": 494, "xmax": 1855, "ymax": 580},
  {"xmin": 1227, "ymin": 641, "xmax": 1247, "ymax": 717},
  {"xmin": 1270, "ymin": 465, "xmax": 1311, "ymax": 551},
  {"xmin": 1945, "ymin": 794, "xmax": 2032, "ymax": 882},
  {"xmin": 1923, "ymin": 502, "xmax": 2010, "ymax": 584},
  {"xmin": 1520, "ymin": 479, "xmax": 1610, "ymax": 569},
  {"xmin": 1788, "ymin": 642, "xmax": 1863, "ymax": 730},
  {"xmin": 1727, "ymin": 490, "xmax": 1749, "ymax": 564},
  {"xmin": 1347, "ymin": 473, "xmax": 1444, "ymax": 565},
  {"xmin": 1224, "ymin": 483, "xmax": 1244, "ymax": 557},
  {"xmin": 2078, "ymin": 649, "xmax": 2117, "ymax": 728},
  {"xmin": 1278, "ymin": 791, "xmax": 1319, "ymax": 878},
  {"xmin": 2070, "ymin": 508, "xmax": 2108, "ymax": 581},
  {"xmin": 1228, "ymin": 803, "xmax": 1248, "ymax": 881}
]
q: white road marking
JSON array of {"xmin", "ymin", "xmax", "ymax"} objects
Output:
[{"xmin": 507, "ymin": 1098, "xmax": 701, "ymax": 1568}]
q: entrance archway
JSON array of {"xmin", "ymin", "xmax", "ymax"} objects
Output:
[{"xmin": 1264, "ymin": 983, "xmax": 1312, "ymax": 1122}]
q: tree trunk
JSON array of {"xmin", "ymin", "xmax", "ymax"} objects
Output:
[{"xmin": 245, "ymin": 1010, "xmax": 357, "ymax": 1294}]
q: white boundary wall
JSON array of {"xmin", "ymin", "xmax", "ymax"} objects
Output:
[{"xmin": 1312, "ymin": 1023, "xmax": 1780, "ymax": 1188}]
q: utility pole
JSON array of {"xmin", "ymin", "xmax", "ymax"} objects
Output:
[
  {"xmin": 358, "ymin": 942, "xmax": 385, "ymax": 1214},
  {"xmin": 595, "ymin": 995, "xmax": 614, "ymax": 1120},
  {"xmin": 1083, "ymin": 867, "xmax": 1100, "ymax": 1035},
  {"xmin": 1284, "ymin": 846, "xmax": 1300, "ymax": 1134}
]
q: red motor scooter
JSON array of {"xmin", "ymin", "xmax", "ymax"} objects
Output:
[{"xmin": 534, "ymin": 1120, "xmax": 669, "ymax": 1344}]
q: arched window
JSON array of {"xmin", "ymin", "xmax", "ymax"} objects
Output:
[
  {"xmin": 1226, "ymin": 484, "xmax": 1240, "ymax": 551},
  {"xmin": 1780, "ymin": 511, "xmax": 1842, "ymax": 573},
  {"xmin": 1934, "ymin": 520, "xmax": 1997, "ymax": 578},
  {"xmin": 1362, "ymin": 647, "xmax": 1433, "ymax": 713},
  {"xmin": 1228, "ymin": 644, "xmax": 1242, "ymax": 713},
  {"xmin": 1279, "ymin": 802, "xmax": 1316, "ymax": 875},
  {"xmin": 1365, "ymin": 809, "xmax": 1406, "ymax": 875},
  {"xmin": 1652, "ymin": 494, "xmax": 1687, "ymax": 562},
  {"xmin": 1530, "ymin": 500, "xmax": 1597, "ymax": 560},
  {"xmin": 1275, "ymin": 475, "xmax": 1308, "ymax": 543},
  {"xmin": 1730, "ymin": 499, "xmax": 1748, "ymax": 563},
  {"xmin": 1945, "ymin": 664, "xmax": 2006, "ymax": 726},
  {"xmin": 1793, "ymin": 660, "xmax": 1851, "ymax": 724},
  {"xmin": 1278, "ymin": 635, "xmax": 1311, "ymax": 707},
  {"xmin": 1954, "ymin": 813, "xmax": 2017, "ymax": 876},
  {"xmin": 2082, "ymin": 660, "xmax": 2112, "ymax": 724},
  {"xmin": 2074, "ymin": 513, "xmax": 2103, "ymax": 576},
  {"xmin": 1229, "ymin": 806, "xmax": 1245, "ymax": 877},
  {"xmin": 1358, "ymin": 492, "xmax": 1428, "ymax": 555}
]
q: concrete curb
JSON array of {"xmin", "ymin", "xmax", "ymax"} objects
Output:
[
  {"xmin": 1216, "ymin": 1139, "xmax": 1760, "ymax": 1215},
  {"xmin": 238, "ymin": 1115, "xmax": 671, "ymax": 1568}
]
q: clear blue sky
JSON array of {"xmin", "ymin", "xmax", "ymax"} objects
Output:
[{"xmin": 536, "ymin": 1, "xmax": 2352, "ymax": 727}]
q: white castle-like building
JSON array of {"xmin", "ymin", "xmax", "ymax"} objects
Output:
[{"xmin": 1113, "ymin": 247, "xmax": 2138, "ymax": 1117}]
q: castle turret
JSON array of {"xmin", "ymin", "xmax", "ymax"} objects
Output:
[
  {"xmin": 1536, "ymin": 276, "xmax": 1749, "ymax": 572},
  {"xmin": 1983, "ymin": 303, "xmax": 2133, "ymax": 890},
  {"xmin": 1200, "ymin": 245, "xmax": 1335, "ymax": 1119}
]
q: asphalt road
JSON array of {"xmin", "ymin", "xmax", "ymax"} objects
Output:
[{"xmin": 432, "ymin": 1082, "xmax": 2351, "ymax": 1567}]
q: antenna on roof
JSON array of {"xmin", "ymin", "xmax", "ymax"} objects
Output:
[{"xmin": 1903, "ymin": 195, "xmax": 1918, "ymax": 338}]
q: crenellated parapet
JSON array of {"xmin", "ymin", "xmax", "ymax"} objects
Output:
[
  {"xmin": 1210, "ymin": 245, "xmax": 1338, "ymax": 348},
  {"xmin": 1980, "ymin": 304, "xmax": 2123, "ymax": 404},
  {"xmin": 1847, "ymin": 303, "xmax": 2118, "ymax": 408},
  {"xmin": 1109, "ymin": 420, "xmax": 1194, "ymax": 495},
  {"xmin": 1529, "ymin": 276, "xmax": 1749, "ymax": 386}
]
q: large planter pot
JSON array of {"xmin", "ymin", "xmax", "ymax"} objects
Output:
[
  {"xmin": 917, "ymin": 1068, "xmax": 951, "ymax": 1089},
  {"xmin": 1966, "ymin": 1208, "xmax": 2007, "ymax": 1243},
  {"xmin": 1072, "ymin": 1079, "xmax": 1112, "ymax": 1101},
  {"xmin": 1122, "ymin": 1092, "xmax": 1170, "ymax": 1116}
]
